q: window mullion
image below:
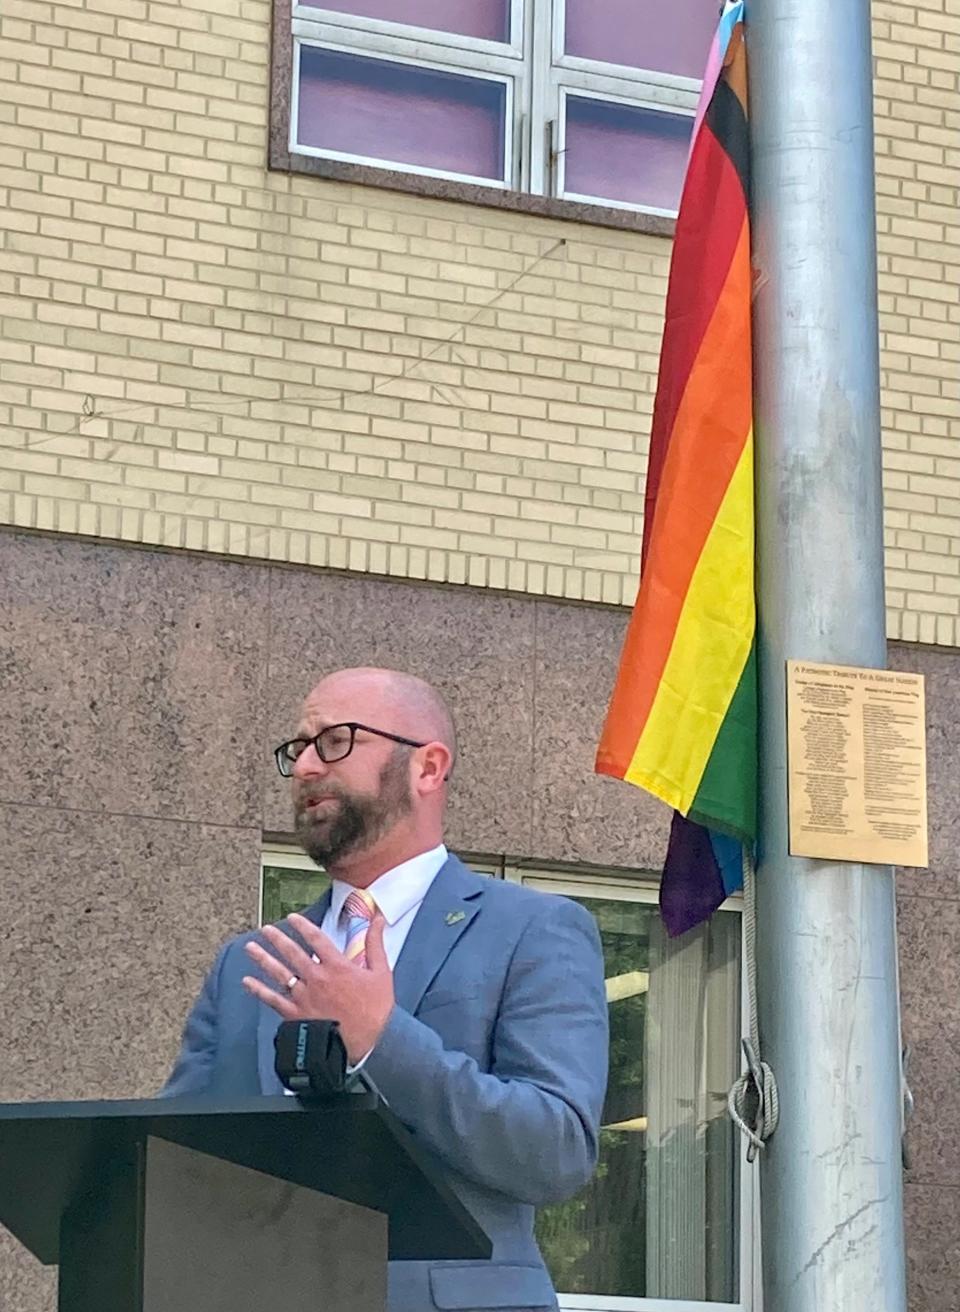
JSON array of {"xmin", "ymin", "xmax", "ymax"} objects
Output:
[{"xmin": 525, "ymin": 0, "xmax": 555, "ymax": 197}]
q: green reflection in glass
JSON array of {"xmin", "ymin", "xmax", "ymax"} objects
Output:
[
  {"xmin": 261, "ymin": 864, "xmax": 329, "ymax": 924},
  {"xmin": 260, "ymin": 865, "xmax": 740, "ymax": 1301},
  {"xmin": 535, "ymin": 894, "xmax": 740, "ymax": 1302},
  {"xmin": 536, "ymin": 896, "xmax": 650, "ymax": 1296}
]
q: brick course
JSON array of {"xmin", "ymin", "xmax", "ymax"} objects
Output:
[{"xmin": 0, "ymin": 0, "xmax": 957, "ymax": 634}]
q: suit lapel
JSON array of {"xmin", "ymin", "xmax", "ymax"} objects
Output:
[
  {"xmin": 392, "ymin": 855, "xmax": 486, "ymax": 1016},
  {"xmin": 256, "ymin": 889, "xmax": 332, "ymax": 1095},
  {"xmin": 255, "ymin": 859, "xmax": 486, "ymax": 1092}
]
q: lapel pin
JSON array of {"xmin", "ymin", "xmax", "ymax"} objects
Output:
[{"xmin": 444, "ymin": 910, "xmax": 466, "ymax": 926}]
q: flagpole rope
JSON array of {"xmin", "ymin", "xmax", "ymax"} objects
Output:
[{"xmin": 727, "ymin": 847, "xmax": 780, "ymax": 1160}]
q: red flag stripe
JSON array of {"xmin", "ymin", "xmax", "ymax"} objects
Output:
[
  {"xmin": 596, "ymin": 216, "xmax": 752, "ymax": 778},
  {"xmin": 643, "ymin": 120, "xmax": 750, "ymax": 565}
]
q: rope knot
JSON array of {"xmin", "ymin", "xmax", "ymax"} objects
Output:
[
  {"xmin": 726, "ymin": 850, "xmax": 779, "ymax": 1161},
  {"xmin": 728, "ymin": 1036, "xmax": 780, "ymax": 1161}
]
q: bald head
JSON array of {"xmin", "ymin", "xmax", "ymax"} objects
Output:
[
  {"xmin": 291, "ymin": 667, "xmax": 457, "ymax": 882},
  {"xmin": 304, "ymin": 667, "xmax": 457, "ymax": 778}
]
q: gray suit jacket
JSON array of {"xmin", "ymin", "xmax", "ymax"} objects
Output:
[{"xmin": 162, "ymin": 855, "xmax": 609, "ymax": 1312}]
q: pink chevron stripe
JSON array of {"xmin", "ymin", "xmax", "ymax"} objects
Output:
[
  {"xmin": 342, "ymin": 890, "xmax": 376, "ymax": 969},
  {"xmin": 691, "ymin": 32, "xmax": 723, "ymax": 150},
  {"xmin": 690, "ymin": 0, "xmax": 742, "ymax": 155}
]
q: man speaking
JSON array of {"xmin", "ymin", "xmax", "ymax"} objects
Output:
[{"xmin": 163, "ymin": 667, "xmax": 609, "ymax": 1312}]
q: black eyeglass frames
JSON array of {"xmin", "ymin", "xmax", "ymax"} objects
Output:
[{"xmin": 273, "ymin": 722, "xmax": 427, "ymax": 777}]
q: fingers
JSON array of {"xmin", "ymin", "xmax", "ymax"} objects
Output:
[
  {"xmin": 242, "ymin": 975, "xmax": 299, "ymax": 1019},
  {"xmin": 245, "ymin": 939, "xmax": 307, "ymax": 992},
  {"xmin": 258, "ymin": 924, "xmax": 317, "ymax": 977},
  {"xmin": 244, "ymin": 911, "xmax": 388, "ymax": 1028},
  {"xmin": 289, "ymin": 913, "xmax": 341, "ymax": 960},
  {"xmin": 365, "ymin": 913, "xmax": 389, "ymax": 972}
]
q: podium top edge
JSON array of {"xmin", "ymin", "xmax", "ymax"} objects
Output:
[{"xmin": 0, "ymin": 1093, "xmax": 382, "ymax": 1121}]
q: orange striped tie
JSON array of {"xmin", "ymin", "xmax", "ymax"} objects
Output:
[{"xmin": 341, "ymin": 889, "xmax": 377, "ymax": 968}]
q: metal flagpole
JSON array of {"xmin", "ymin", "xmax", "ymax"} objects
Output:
[{"xmin": 748, "ymin": 0, "xmax": 908, "ymax": 1307}]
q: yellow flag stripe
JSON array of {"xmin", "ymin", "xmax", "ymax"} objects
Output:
[{"xmin": 624, "ymin": 432, "xmax": 755, "ymax": 811}]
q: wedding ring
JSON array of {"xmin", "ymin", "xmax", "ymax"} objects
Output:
[{"xmin": 285, "ymin": 974, "xmax": 299, "ymax": 991}]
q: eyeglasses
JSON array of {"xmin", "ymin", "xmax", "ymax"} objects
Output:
[{"xmin": 273, "ymin": 722, "xmax": 427, "ymax": 777}]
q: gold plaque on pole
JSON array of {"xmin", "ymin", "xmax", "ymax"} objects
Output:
[{"xmin": 786, "ymin": 660, "xmax": 928, "ymax": 867}]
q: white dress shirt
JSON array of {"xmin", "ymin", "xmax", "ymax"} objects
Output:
[
  {"xmin": 320, "ymin": 842, "xmax": 448, "ymax": 966},
  {"xmin": 282, "ymin": 844, "xmax": 448, "ymax": 1090}
]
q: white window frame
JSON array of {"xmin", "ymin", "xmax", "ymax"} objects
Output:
[
  {"xmin": 292, "ymin": 0, "xmax": 526, "ymax": 56},
  {"xmin": 548, "ymin": 0, "xmax": 701, "ymax": 93},
  {"xmin": 259, "ymin": 844, "xmax": 503, "ymax": 923},
  {"xmin": 290, "ymin": 31, "xmax": 520, "ymax": 189},
  {"xmin": 257, "ymin": 848, "xmax": 759, "ymax": 1311},
  {"xmin": 287, "ymin": 0, "xmax": 706, "ymax": 215},
  {"xmin": 537, "ymin": 0, "xmax": 698, "ymax": 209},
  {"xmin": 552, "ymin": 86, "xmax": 693, "ymax": 217},
  {"xmin": 505, "ymin": 866, "xmax": 759, "ymax": 1312},
  {"xmin": 259, "ymin": 843, "xmax": 329, "ymax": 926}
]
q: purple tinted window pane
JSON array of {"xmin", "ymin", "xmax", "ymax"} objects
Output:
[
  {"xmin": 317, "ymin": 0, "xmax": 509, "ymax": 43},
  {"xmin": 565, "ymin": 0, "xmax": 716, "ymax": 80},
  {"xmin": 563, "ymin": 97, "xmax": 692, "ymax": 212},
  {"xmin": 297, "ymin": 48, "xmax": 507, "ymax": 181}
]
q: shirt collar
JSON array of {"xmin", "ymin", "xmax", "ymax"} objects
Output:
[{"xmin": 329, "ymin": 844, "xmax": 448, "ymax": 927}]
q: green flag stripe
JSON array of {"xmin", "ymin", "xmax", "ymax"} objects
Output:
[{"xmin": 688, "ymin": 641, "xmax": 757, "ymax": 842}]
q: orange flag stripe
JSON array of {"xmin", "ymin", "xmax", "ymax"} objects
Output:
[{"xmin": 596, "ymin": 215, "xmax": 752, "ymax": 778}]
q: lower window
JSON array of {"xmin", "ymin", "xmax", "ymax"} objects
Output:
[
  {"xmin": 512, "ymin": 872, "xmax": 745, "ymax": 1310},
  {"xmin": 260, "ymin": 850, "xmax": 750, "ymax": 1310}
]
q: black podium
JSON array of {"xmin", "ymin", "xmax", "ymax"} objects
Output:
[{"xmin": 0, "ymin": 1093, "xmax": 491, "ymax": 1312}]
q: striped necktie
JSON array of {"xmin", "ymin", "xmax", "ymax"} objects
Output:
[{"xmin": 340, "ymin": 889, "xmax": 378, "ymax": 969}]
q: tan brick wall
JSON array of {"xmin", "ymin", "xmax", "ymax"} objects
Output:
[
  {"xmin": 0, "ymin": 0, "xmax": 957, "ymax": 629},
  {"xmin": 874, "ymin": 0, "xmax": 960, "ymax": 645}
]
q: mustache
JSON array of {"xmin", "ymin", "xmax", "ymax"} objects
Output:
[{"xmin": 293, "ymin": 782, "xmax": 346, "ymax": 810}]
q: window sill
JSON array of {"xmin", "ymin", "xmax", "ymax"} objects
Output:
[
  {"xmin": 559, "ymin": 1299, "xmax": 743, "ymax": 1311},
  {"xmin": 269, "ymin": 144, "xmax": 676, "ymax": 239}
]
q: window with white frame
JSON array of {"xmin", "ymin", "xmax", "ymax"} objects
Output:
[
  {"xmin": 287, "ymin": 0, "xmax": 719, "ymax": 215},
  {"xmin": 511, "ymin": 870, "xmax": 752, "ymax": 1312},
  {"xmin": 260, "ymin": 847, "xmax": 754, "ymax": 1311},
  {"xmin": 260, "ymin": 846, "xmax": 502, "ymax": 922}
]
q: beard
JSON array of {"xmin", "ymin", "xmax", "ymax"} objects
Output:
[{"xmin": 293, "ymin": 748, "xmax": 413, "ymax": 869}]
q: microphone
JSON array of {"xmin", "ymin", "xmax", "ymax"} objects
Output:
[{"xmin": 274, "ymin": 1019, "xmax": 348, "ymax": 1096}]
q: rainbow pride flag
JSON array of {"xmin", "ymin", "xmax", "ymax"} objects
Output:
[{"xmin": 596, "ymin": 1, "xmax": 755, "ymax": 936}]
